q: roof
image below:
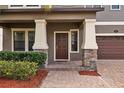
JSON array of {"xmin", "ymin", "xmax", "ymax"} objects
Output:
[{"xmin": 0, "ymin": 7, "xmax": 104, "ymax": 13}]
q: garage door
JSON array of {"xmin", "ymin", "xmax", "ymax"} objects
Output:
[{"xmin": 97, "ymin": 36, "xmax": 124, "ymax": 59}]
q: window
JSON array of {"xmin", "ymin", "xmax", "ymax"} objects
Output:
[
  {"xmin": 9, "ymin": 5, "xmax": 41, "ymax": 9},
  {"xmin": 12, "ymin": 29, "xmax": 35, "ymax": 51},
  {"xmin": 70, "ymin": 29, "xmax": 79, "ymax": 53},
  {"xmin": 28, "ymin": 31, "xmax": 35, "ymax": 51},
  {"xmin": 93, "ymin": 5, "xmax": 103, "ymax": 8},
  {"xmin": 111, "ymin": 5, "xmax": 120, "ymax": 10},
  {"xmin": 14, "ymin": 31, "xmax": 25, "ymax": 51}
]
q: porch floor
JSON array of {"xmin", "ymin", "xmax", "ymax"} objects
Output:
[{"xmin": 46, "ymin": 61, "xmax": 83, "ymax": 71}]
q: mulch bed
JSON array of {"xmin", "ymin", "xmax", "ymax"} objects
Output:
[
  {"xmin": 79, "ymin": 71, "xmax": 101, "ymax": 76},
  {"xmin": 0, "ymin": 69, "xmax": 48, "ymax": 88}
]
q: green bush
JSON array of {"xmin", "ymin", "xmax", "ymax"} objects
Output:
[
  {"xmin": 0, "ymin": 61, "xmax": 38, "ymax": 80},
  {"xmin": 0, "ymin": 51, "xmax": 47, "ymax": 65}
]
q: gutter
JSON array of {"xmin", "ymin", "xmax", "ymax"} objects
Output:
[{"xmin": 0, "ymin": 7, "xmax": 104, "ymax": 13}]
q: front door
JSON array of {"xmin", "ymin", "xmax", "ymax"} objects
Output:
[{"xmin": 55, "ymin": 33, "xmax": 68, "ymax": 61}]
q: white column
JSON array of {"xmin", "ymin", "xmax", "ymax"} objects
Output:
[
  {"xmin": 81, "ymin": 19, "xmax": 98, "ymax": 49},
  {"xmin": 33, "ymin": 19, "xmax": 49, "ymax": 50},
  {"xmin": 0, "ymin": 27, "xmax": 3, "ymax": 51}
]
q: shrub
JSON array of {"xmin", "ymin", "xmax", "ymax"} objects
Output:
[
  {"xmin": 0, "ymin": 51, "xmax": 47, "ymax": 65},
  {"xmin": 0, "ymin": 61, "xmax": 38, "ymax": 80}
]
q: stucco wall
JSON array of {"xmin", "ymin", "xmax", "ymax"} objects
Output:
[
  {"xmin": 96, "ymin": 5, "xmax": 124, "ymax": 21},
  {"xmin": 0, "ymin": 5, "xmax": 8, "ymax": 9},
  {"xmin": 96, "ymin": 25, "xmax": 124, "ymax": 33},
  {"xmin": 3, "ymin": 27, "xmax": 11, "ymax": 51},
  {"xmin": 0, "ymin": 12, "xmax": 96, "ymax": 22}
]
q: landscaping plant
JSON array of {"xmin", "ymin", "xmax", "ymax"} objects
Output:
[
  {"xmin": 0, "ymin": 61, "xmax": 38, "ymax": 80},
  {"xmin": 0, "ymin": 51, "xmax": 47, "ymax": 66}
]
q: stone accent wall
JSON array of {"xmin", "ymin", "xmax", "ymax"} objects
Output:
[{"xmin": 82, "ymin": 49, "xmax": 97, "ymax": 71}]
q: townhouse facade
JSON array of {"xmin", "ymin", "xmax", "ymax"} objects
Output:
[
  {"xmin": 96, "ymin": 5, "xmax": 124, "ymax": 59},
  {"xmin": 0, "ymin": 5, "xmax": 123, "ymax": 71}
]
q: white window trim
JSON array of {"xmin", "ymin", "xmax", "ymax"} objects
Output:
[
  {"xmin": 0, "ymin": 28, "xmax": 3, "ymax": 51},
  {"xmin": 110, "ymin": 5, "xmax": 121, "ymax": 10},
  {"xmin": 95, "ymin": 21, "xmax": 124, "ymax": 25},
  {"xmin": 54, "ymin": 31, "xmax": 70, "ymax": 62},
  {"xmin": 8, "ymin": 5, "xmax": 41, "ymax": 9},
  {"xmin": 70, "ymin": 29, "xmax": 79, "ymax": 53},
  {"xmin": 11, "ymin": 28, "xmax": 35, "ymax": 51},
  {"xmin": 96, "ymin": 33, "xmax": 124, "ymax": 36}
]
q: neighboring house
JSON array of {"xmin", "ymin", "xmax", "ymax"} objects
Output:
[
  {"xmin": 96, "ymin": 5, "xmax": 124, "ymax": 59},
  {"xmin": 0, "ymin": 5, "xmax": 105, "ymax": 71}
]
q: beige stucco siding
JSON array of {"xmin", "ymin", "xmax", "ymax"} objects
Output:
[
  {"xmin": 3, "ymin": 27, "xmax": 11, "ymax": 51},
  {"xmin": 96, "ymin": 25, "xmax": 124, "ymax": 33},
  {"xmin": 0, "ymin": 5, "xmax": 8, "ymax": 9},
  {"xmin": 0, "ymin": 12, "xmax": 96, "ymax": 22}
]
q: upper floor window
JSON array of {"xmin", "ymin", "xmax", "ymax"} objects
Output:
[
  {"xmin": 110, "ymin": 5, "xmax": 120, "ymax": 10},
  {"xmin": 8, "ymin": 5, "xmax": 41, "ymax": 9}
]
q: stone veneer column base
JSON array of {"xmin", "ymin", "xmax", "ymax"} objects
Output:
[
  {"xmin": 34, "ymin": 49, "xmax": 48, "ymax": 68},
  {"xmin": 82, "ymin": 49, "xmax": 97, "ymax": 71}
]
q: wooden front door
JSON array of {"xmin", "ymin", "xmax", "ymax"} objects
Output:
[{"xmin": 56, "ymin": 33, "xmax": 68, "ymax": 60}]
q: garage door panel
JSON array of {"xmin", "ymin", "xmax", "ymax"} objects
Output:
[
  {"xmin": 97, "ymin": 36, "xmax": 124, "ymax": 59},
  {"xmin": 98, "ymin": 46, "xmax": 124, "ymax": 49},
  {"xmin": 98, "ymin": 42, "xmax": 124, "ymax": 46},
  {"xmin": 98, "ymin": 55, "xmax": 124, "ymax": 59},
  {"xmin": 98, "ymin": 48, "xmax": 124, "ymax": 51},
  {"xmin": 99, "ymin": 52, "xmax": 124, "ymax": 54}
]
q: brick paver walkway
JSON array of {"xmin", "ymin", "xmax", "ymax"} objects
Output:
[
  {"xmin": 97, "ymin": 60, "xmax": 124, "ymax": 87},
  {"xmin": 40, "ymin": 60, "xmax": 124, "ymax": 88}
]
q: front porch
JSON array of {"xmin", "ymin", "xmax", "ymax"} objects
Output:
[
  {"xmin": 0, "ymin": 6, "xmax": 100, "ymax": 71},
  {"xmin": 0, "ymin": 19, "xmax": 98, "ymax": 71}
]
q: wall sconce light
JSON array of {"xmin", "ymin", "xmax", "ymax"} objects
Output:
[{"xmin": 114, "ymin": 29, "xmax": 119, "ymax": 33}]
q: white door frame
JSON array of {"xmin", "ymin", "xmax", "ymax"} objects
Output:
[{"xmin": 54, "ymin": 31, "xmax": 70, "ymax": 61}]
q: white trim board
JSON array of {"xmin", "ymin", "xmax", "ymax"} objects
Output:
[
  {"xmin": 95, "ymin": 22, "xmax": 124, "ymax": 25},
  {"xmin": 54, "ymin": 31, "xmax": 70, "ymax": 62},
  {"xmin": 96, "ymin": 33, "xmax": 124, "ymax": 36},
  {"xmin": 8, "ymin": 5, "xmax": 41, "ymax": 9},
  {"xmin": 0, "ymin": 28, "xmax": 3, "ymax": 51}
]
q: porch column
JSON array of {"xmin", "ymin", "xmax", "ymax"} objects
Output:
[
  {"xmin": 0, "ymin": 27, "xmax": 3, "ymax": 51},
  {"xmin": 33, "ymin": 19, "xmax": 49, "ymax": 67},
  {"xmin": 81, "ymin": 19, "xmax": 98, "ymax": 71}
]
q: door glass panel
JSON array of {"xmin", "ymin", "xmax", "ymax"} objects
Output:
[
  {"xmin": 14, "ymin": 31, "xmax": 25, "ymax": 51},
  {"xmin": 71, "ymin": 31, "xmax": 78, "ymax": 51},
  {"xmin": 28, "ymin": 31, "xmax": 35, "ymax": 51}
]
